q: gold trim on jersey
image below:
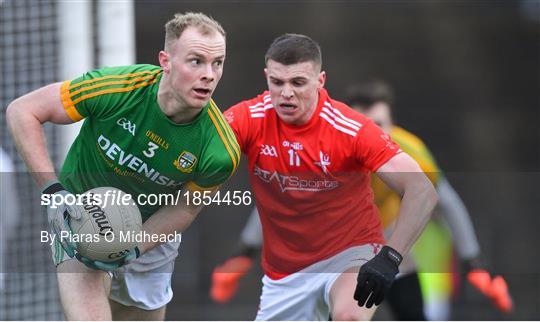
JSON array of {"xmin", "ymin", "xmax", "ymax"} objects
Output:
[
  {"xmin": 68, "ymin": 74, "xmax": 159, "ymax": 98},
  {"xmin": 206, "ymin": 101, "xmax": 240, "ymax": 178},
  {"xmin": 184, "ymin": 181, "xmax": 220, "ymax": 193},
  {"xmin": 60, "ymin": 80, "xmax": 83, "ymax": 121},
  {"xmin": 208, "ymin": 101, "xmax": 241, "ymax": 161},
  {"xmin": 60, "ymin": 69, "xmax": 162, "ymax": 122},
  {"xmin": 72, "ymin": 78, "xmax": 159, "ymax": 106},
  {"xmin": 67, "ymin": 69, "xmax": 161, "ymax": 90}
]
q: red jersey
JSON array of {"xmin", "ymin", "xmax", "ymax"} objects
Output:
[{"xmin": 225, "ymin": 89, "xmax": 401, "ymax": 278}]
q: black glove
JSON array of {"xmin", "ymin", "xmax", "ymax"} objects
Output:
[{"xmin": 354, "ymin": 245, "xmax": 403, "ymax": 308}]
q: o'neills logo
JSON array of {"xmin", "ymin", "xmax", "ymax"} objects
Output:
[
  {"xmin": 83, "ymin": 203, "xmax": 114, "ymax": 236},
  {"xmin": 146, "ymin": 130, "xmax": 169, "ymax": 150}
]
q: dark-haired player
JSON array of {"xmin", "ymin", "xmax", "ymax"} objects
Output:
[{"xmin": 224, "ymin": 34, "xmax": 437, "ymax": 320}]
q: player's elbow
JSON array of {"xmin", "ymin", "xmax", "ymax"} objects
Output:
[
  {"xmin": 421, "ymin": 178, "xmax": 438, "ymax": 214},
  {"xmin": 6, "ymin": 99, "xmax": 32, "ymax": 133},
  {"xmin": 6, "ymin": 96, "xmax": 45, "ymax": 133},
  {"xmin": 6, "ymin": 100, "xmax": 22, "ymax": 132},
  {"xmin": 6, "ymin": 100, "xmax": 16, "ymax": 120},
  {"xmin": 407, "ymin": 173, "xmax": 438, "ymax": 216}
]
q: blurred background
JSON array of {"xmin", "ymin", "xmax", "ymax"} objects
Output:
[{"xmin": 1, "ymin": 0, "xmax": 538, "ymax": 320}]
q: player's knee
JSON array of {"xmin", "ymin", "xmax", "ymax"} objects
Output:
[
  {"xmin": 332, "ymin": 307, "xmax": 371, "ymax": 321},
  {"xmin": 57, "ymin": 260, "xmax": 110, "ymax": 294},
  {"xmin": 110, "ymin": 300, "xmax": 166, "ymax": 321}
]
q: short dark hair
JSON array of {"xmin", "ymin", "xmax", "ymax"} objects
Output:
[
  {"xmin": 265, "ymin": 33, "xmax": 322, "ymax": 68},
  {"xmin": 345, "ymin": 80, "xmax": 395, "ymax": 111}
]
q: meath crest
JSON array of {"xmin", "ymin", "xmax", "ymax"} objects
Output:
[{"xmin": 174, "ymin": 151, "xmax": 197, "ymax": 173}]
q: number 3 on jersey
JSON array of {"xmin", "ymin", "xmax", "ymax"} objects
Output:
[{"xmin": 143, "ymin": 142, "xmax": 159, "ymax": 158}]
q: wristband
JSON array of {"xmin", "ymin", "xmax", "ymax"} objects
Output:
[
  {"xmin": 381, "ymin": 245, "xmax": 403, "ymax": 266},
  {"xmin": 42, "ymin": 180, "xmax": 65, "ymax": 194}
]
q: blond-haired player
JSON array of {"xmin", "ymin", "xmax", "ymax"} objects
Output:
[{"xmin": 7, "ymin": 12, "xmax": 238, "ymax": 320}]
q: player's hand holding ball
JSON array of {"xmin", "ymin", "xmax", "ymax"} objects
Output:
[
  {"xmin": 42, "ymin": 180, "xmax": 84, "ymax": 258},
  {"xmin": 43, "ymin": 184, "xmax": 143, "ymax": 271},
  {"xmin": 70, "ymin": 186, "xmax": 143, "ymax": 271},
  {"xmin": 354, "ymin": 245, "xmax": 402, "ymax": 308},
  {"xmin": 75, "ymin": 247, "xmax": 140, "ymax": 271}
]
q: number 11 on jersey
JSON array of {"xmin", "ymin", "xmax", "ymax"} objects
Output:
[{"xmin": 288, "ymin": 149, "xmax": 300, "ymax": 166}]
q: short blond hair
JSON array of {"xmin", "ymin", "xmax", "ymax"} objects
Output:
[{"xmin": 164, "ymin": 12, "xmax": 225, "ymax": 51}]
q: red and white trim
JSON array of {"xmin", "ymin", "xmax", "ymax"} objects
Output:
[
  {"xmin": 249, "ymin": 95, "xmax": 273, "ymax": 118},
  {"xmin": 319, "ymin": 101, "xmax": 362, "ymax": 137}
]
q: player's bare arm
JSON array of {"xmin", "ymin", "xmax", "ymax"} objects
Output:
[
  {"xmin": 354, "ymin": 152, "xmax": 438, "ymax": 308},
  {"xmin": 376, "ymin": 152, "xmax": 438, "ymax": 255},
  {"xmin": 6, "ymin": 82, "xmax": 73, "ymax": 187},
  {"xmin": 137, "ymin": 187, "xmax": 219, "ymax": 254}
]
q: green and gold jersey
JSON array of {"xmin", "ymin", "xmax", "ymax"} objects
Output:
[{"xmin": 58, "ymin": 64, "xmax": 240, "ymax": 221}]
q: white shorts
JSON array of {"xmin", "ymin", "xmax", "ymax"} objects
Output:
[
  {"xmin": 255, "ymin": 244, "xmax": 380, "ymax": 321},
  {"xmin": 52, "ymin": 238, "xmax": 181, "ymax": 310},
  {"xmin": 108, "ymin": 240, "xmax": 181, "ymax": 310}
]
